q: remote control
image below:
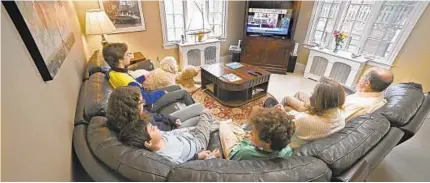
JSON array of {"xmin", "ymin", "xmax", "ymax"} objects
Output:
[
  {"xmin": 255, "ymin": 71, "xmax": 262, "ymax": 75},
  {"xmin": 205, "ymin": 152, "xmax": 216, "ymax": 160},
  {"xmin": 248, "ymin": 70, "xmax": 258, "ymax": 76}
]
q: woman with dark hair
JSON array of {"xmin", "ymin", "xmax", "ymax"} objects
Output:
[
  {"xmin": 106, "ymin": 86, "xmax": 205, "ymax": 132},
  {"xmin": 264, "ymin": 77, "xmax": 346, "ymax": 149}
]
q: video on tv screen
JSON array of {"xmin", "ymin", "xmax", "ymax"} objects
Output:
[{"xmin": 246, "ymin": 8, "xmax": 292, "ymax": 36}]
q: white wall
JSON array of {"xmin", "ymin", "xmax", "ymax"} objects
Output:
[{"xmin": 1, "ymin": 1, "xmax": 86, "ymax": 181}]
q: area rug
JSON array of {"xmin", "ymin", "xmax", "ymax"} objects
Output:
[{"xmin": 191, "ymin": 88, "xmax": 273, "ymax": 125}]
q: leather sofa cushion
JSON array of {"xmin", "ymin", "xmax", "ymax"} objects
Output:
[
  {"xmin": 380, "ymin": 82, "xmax": 424, "ymax": 127},
  {"xmin": 87, "ymin": 116, "xmax": 174, "ymax": 181},
  {"xmin": 84, "ymin": 50, "xmax": 108, "ymax": 80},
  {"xmin": 167, "ymin": 156, "xmax": 331, "ymax": 182},
  {"xmin": 87, "ymin": 116, "xmax": 331, "ymax": 182},
  {"xmin": 74, "ymin": 80, "xmax": 88, "ymax": 126},
  {"xmin": 294, "ymin": 112, "xmax": 390, "ymax": 176},
  {"xmin": 84, "ymin": 73, "xmax": 113, "ymax": 121}
]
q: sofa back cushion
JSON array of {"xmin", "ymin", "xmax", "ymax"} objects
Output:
[
  {"xmin": 84, "ymin": 50, "xmax": 109, "ymax": 80},
  {"xmin": 87, "ymin": 117, "xmax": 332, "ymax": 182},
  {"xmin": 294, "ymin": 112, "xmax": 390, "ymax": 176},
  {"xmin": 84, "ymin": 73, "xmax": 113, "ymax": 121},
  {"xmin": 167, "ymin": 156, "xmax": 331, "ymax": 182},
  {"xmin": 87, "ymin": 116, "xmax": 174, "ymax": 181},
  {"xmin": 379, "ymin": 82, "xmax": 424, "ymax": 127}
]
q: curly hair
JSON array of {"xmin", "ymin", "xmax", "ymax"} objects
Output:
[
  {"xmin": 106, "ymin": 86, "xmax": 151, "ymax": 132},
  {"xmin": 308, "ymin": 77, "xmax": 346, "ymax": 116},
  {"xmin": 249, "ymin": 108, "xmax": 296, "ymax": 151},
  {"xmin": 103, "ymin": 43, "xmax": 128, "ymax": 68}
]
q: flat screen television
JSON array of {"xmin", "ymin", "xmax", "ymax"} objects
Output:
[{"xmin": 246, "ymin": 8, "xmax": 292, "ymax": 37}]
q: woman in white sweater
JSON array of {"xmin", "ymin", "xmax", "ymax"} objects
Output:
[{"xmin": 266, "ymin": 77, "xmax": 346, "ymax": 149}]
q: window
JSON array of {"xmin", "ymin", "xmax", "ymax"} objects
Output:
[
  {"xmin": 305, "ymin": 0, "xmax": 428, "ymax": 67},
  {"xmin": 159, "ymin": 0, "xmax": 228, "ymax": 48}
]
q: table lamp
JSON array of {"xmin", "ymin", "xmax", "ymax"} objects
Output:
[{"xmin": 85, "ymin": 9, "xmax": 116, "ymax": 46}]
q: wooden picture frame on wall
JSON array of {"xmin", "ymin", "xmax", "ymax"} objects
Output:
[
  {"xmin": 2, "ymin": 1, "xmax": 76, "ymax": 82},
  {"xmin": 99, "ymin": 0, "xmax": 146, "ymax": 34}
]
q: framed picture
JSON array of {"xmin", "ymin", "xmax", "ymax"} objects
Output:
[
  {"xmin": 2, "ymin": 1, "xmax": 76, "ymax": 81},
  {"xmin": 99, "ymin": 0, "xmax": 146, "ymax": 33}
]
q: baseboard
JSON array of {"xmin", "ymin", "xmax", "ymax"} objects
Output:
[{"xmin": 220, "ymin": 55, "xmax": 232, "ymax": 63}]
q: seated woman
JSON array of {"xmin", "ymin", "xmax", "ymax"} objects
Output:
[
  {"xmin": 106, "ymin": 86, "xmax": 205, "ymax": 132},
  {"xmin": 103, "ymin": 43, "xmax": 195, "ymax": 113},
  {"xmin": 264, "ymin": 77, "xmax": 346, "ymax": 149},
  {"xmin": 219, "ymin": 108, "xmax": 296, "ymax": 161}
]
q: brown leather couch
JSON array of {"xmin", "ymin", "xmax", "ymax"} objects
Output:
[{"xmin": 73, "ymin": 52, "xmax": 430, "ymax": 181}]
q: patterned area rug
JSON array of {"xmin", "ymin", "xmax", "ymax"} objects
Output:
[{"xmin": 191, "ymin": 88, "xmax": 273, "ymax": 125}]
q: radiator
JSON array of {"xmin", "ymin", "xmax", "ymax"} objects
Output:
[
  {"xmin": 304, "ymin": 48, "xmax": 367, "ymax": 88},
  {"xmin": 178, "ymin": 39, "xmax": 221, "ymax": 70}
]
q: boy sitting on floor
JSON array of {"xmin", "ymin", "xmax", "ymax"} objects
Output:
[
  {"xmin": 118, "ymin": 109, "xmax": 221, "ymax": 164},
  {"xmin": 219, "ymin": 108, "xmax": 296, "ymax": 161}
]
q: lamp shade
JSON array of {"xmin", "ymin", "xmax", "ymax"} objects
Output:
[{"xmin": 85, "ymin": 9, "xmax": 116, "ymax": 35}]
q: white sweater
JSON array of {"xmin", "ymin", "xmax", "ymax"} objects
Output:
[{"xmin": 288, "ymin": 108, "xmax": 345, "ymax": 149}]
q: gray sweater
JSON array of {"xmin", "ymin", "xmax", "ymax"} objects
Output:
[{"xmin": 155, "ymin": 128, "xmax": 201, "ymax": 164}]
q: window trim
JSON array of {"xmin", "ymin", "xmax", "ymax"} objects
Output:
[
  {"xmin": 304, "ymin": 1, "xmax": 428, "ymax": 67},
  {"xmin": 382, "ymin": 1, "xmax": 428, "ymax": 66},
  {"xmin": 159, "ymin": 0, "xmax": 180, "ymax": 49},
  {"xmin": 159, "ymin": 0, "xmax": 228, "ymax": 49}
]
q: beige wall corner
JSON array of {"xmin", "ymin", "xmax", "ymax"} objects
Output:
[
  {"xmin": 74, "ymin": 1, "xmax": 245, "ymax": 65},
  {"xmin": 74, "ymin": 1, "xmax": 179, "ymax": 63},
  {"xmin": 1, "ymin": 1, "xmax": 86, "ymax": 181},
  {"xmin": 293, "ymin": 1, "xmax": 314, "ymax": 65},
  {"xmin": 389, "ymin": 5, "xmax": 430, "ymax": 91},
  {"xmin": 220, "ymin": 1, "xmax": 246, "ymax": 56}
]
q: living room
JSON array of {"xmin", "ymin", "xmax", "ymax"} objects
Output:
[{"xmin": 1, "ymin": 0, "xmax": 430, "ymax": 181}]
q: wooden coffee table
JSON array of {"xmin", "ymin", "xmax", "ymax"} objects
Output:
[{"xmin": 201, "ymin": 62, "xmax": 271, "ymax": 107}]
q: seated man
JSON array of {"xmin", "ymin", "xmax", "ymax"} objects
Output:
[
  {"xmin": 343, "ymin": 67, "xmax": 393, "ymax": 120},
  {"xmin": 269, "ymin": 67, "xmax": 393, "ymax": 121},
  {"xmin": 103, "ymin": 43, "xmax": 195, "ymax": 113},
  {"xmin": 118, "ymin": 109, "xmax": 221, "ymax": 164},
  {"xmin": 219, "ymin": 108, "xmax": 295, "ymax": 160}
]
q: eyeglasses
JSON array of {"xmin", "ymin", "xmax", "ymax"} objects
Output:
[{"xmin": 125, "ymin": 52, "xmax": 133, "ymax": 58}]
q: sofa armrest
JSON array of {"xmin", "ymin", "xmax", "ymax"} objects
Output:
[
  {"xmin": 399, "ymin": 92, "xmax": 430, "ymax": 144},
  {"xmin": 333, "ymin": 160, "xmax": 369, "ymax": 182},
  {"xmin": 73, "ymin": 124, "xmax": 129, "ymax": 181}
]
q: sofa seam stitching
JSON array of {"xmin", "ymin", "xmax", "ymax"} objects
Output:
[
  {"xmin": 316, "ymin": 118, "xmax": 387, "ymax": 163},
  {"xmin": 327, "ymin": 121, "xmax": 386, "ymax": 163}
]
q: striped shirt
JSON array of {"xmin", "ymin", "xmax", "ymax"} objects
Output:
[{"xmin": 288, "ymin": 108, "xmax": 345, "ymax": 149}]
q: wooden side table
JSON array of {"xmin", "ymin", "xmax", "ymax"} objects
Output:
[{"xmin": 130, "ymin": 52, "xmax": 147, "ymax": 64}]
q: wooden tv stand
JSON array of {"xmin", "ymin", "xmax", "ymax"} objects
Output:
[
  {"xmin": 240, "ymin": 1, "xmax": 301, "ymax": 74},
  {"xmin": 240, "ymin": 36, "xmax": 293, "ymax": 74}
]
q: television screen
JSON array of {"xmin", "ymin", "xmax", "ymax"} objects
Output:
[{"xmin": 246, "ymin": 8, "xmax": 292, "ymax": 37}]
